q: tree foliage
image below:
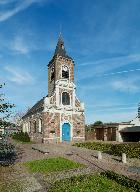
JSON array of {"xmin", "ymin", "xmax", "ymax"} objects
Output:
[
  {"xmin": 0, "ymin": 83, "xmax": 15, "ymax": 129},
  {"xmin": 94, "ymin": 121, "xmax": 103, "ymax": 125}
]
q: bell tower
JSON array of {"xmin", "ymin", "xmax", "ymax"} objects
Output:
[
  {"xmin": 43, "ymin": 33, "xmax": 85, "ymax": 143},
  {"xmin": 48, "ymin": 33, "xmax": 74, "ymax": 96}
]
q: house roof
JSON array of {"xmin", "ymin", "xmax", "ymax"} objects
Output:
[
  {"xmin": 120, "ymin": 126, "xmax": 140, "ymax": 132},
  {"xmin": 22, "ymin": 97, "xmax": 44, "ymax": 119}
]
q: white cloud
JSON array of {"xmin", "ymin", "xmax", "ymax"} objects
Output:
[
  {"xmin": 11, "ymin": 36, "xmax": 29, "ymax": 54},
  {"xmin": 5, "ymin": 66, "xmax": 35, "ymax": 85},
  {"xmin": 111, "ymin": 76, "xmax": 140, "ymax": 93},
  {"xmin": 78, "ymin": 53, "xmax": 140, "ymax": 80},
  {"xmin": 0, "ymin": 0, "xmax": 45, "ymax": 22},
  {"xmin": 103, "ymin": 68, "xmax": 140, "ymax": 77}
]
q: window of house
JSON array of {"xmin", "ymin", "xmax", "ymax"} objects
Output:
[
  {"xmin": 62, "ymin": 66, "xmax": 69, "ymax": 79},
  {"xmin": 38, "ymin": 119, "xmax": 42, "ymax": 133},
  {"xmin": 28, "ymin": 121, "xmax": 31, "ymax": 133},
  {"xmin": 34, "ymin": 121, "xmax": 36, "ymax": 133},
  {"xmin": 62, "ymin": 92, "xmax": 70, "ymax": 105}
]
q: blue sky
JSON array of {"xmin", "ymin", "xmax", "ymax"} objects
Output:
[{"xmin": 0, "ymin": 0, "xmax": 140, "ymax": 123}]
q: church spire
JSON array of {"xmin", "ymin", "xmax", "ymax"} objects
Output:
[{"xmin": 54, "ymin": 33, "xmax": 72, "ymax": 59}]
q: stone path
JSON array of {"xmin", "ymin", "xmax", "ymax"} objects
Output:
[
  {"xmin": 32, "ymin": 142, "xmax": 140, "ymax": 180},
  {"xmin": 0, "ymin": 141, "xmax": 140, "ymax": 192}
]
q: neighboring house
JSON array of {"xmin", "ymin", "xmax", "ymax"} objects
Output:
[
  {"xmin": 117, "ymin": 117, "xmax": 140, "ymax": 142},
  {"xmin": 22, "ymin": 34, "xmax": 85, "ymax": 143},
  {"xmin": 86, "ymin": 104, "xmax": 140, "ymax": 142},
  {"xmin": 5, "ymin": 126, "xmax": 21, "ymax": 135},
  {"xmin": 85, "ymin": 123, "xmax": 118, "ymax": 141}
]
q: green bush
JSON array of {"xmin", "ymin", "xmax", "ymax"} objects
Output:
[
  {"xmin": 74, "ymin": 142, "xmax": 140, "ymax": 158},
  {"xmin": 12, "ymin": 131, "xmax": 30, "ymax": 142},
  {"xmin": 101, "ymin": 171, "xmax": 140, "ymax": 192},
  {"xmin": 110, "ymin": 143, "xmax": 140, "ymax": 158},
  {"xmin": 74, "ymin": 142, "xmax": 112, "ymax": 152},
  {"xmin": 0, "ymin": 144, "xmax": 16, "ymax": 164}
]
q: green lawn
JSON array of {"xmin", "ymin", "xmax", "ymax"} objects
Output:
[
  {"xmin": 49, "ymin": 174, "xmax": 135, "ymax": 192},
  {"xmin": 24, "ymin": 157, "xmax": 84, "ymax": 173}
]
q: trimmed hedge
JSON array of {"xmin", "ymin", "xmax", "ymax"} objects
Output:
[
  {"xmin": 12, "ymin": 132, "xmax": 30, "ymax": 142},
  {"xmin": 101, "ymin": 171, "xmax": 140, "ymax": 192},
  {"xmin": 74, "ymin": 142, "xmax": 140, "ymax": 158},
  {"xmin": 110, "ymin": 143, "xmax": 140, "ymax": 158},
  {"xmin": 74, "ymin": 142, "xmax": 112, "ymax": 152}
]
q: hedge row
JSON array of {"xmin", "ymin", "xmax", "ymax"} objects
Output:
[
  {"xmin": 111, "ymin": 143, "xmax": 140, "ymax": 158},
  {"xmin": 74, "ymin": 142, "xmax": 112, "ymax": 152},
  {"xmin": 74, "ymin": 142, "xmax": 140, "ymax": 158},
  {"xmin": 12, "ymin": 132, "xmax": 30, "ymax": 142},
  {"xmin": 101, "ymin": 171, "xmax": 140, "ymax": 192}
]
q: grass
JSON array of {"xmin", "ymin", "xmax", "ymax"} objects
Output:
[
  {"xmin": 0, "ymin": 180, "xmax": 23, "ymax": 192},
  {"xmin": 48, "ymin": 174, "xmax": 135, "ymax": 192},
  {"xmin": 24, "ymin": 157, "xmax": 84, "ymax": 173}
]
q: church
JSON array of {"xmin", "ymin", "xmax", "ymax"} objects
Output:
[{"xmin": 22, "ymin": 34, "xmax": 85, "ymax": 143}]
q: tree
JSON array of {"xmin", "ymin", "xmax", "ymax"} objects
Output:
[
  {"xmin": 94, "ymin": 121, "xmax": 103, "ymax": 125},
  {"xmin": 0, "ymin": 83, "xmax": 15, "ymax": 132},
  {"xmin": 13, "ymin": 111, "xmax": 24, "ymax": 126}
]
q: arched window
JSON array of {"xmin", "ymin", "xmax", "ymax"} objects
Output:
[
  {"xmin": 34, "ymin": 121, "xmax": 36, "ymax": 133},
  {"xmin": 28, "ymin": 121, "xmax": 31, "ymax": 133},
  {"xmin": 38, "ymin": 119, "xmax": 42, "ymax": 133},
  {"xmin": 62, "ymin": 92, "xmax": 70, "ymax": 105},
  {"xmin": 62, "ymin": 66, "xmax": 69, "ymax": 79},
  {"xmin": 51, "ymin": 66, "xmax": 55, "ymax": 81}
]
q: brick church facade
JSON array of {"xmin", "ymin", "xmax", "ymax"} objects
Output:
[{"xmin": 22, "ymin": 34, "xmax": 85, "ymax": 143}]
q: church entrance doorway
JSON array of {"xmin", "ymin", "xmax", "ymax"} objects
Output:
[{"xmin": 62, "ymin": 123, "xmax": 71, "ymax": 141}]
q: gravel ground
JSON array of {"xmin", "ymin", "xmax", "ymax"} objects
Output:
[
  {"xmin": 0, "ymin": 141, "xmax": 140, "ymax": 192},
  {"xmin": 32, "ymin": 142, "xmax": 140, "ymax": 180}
]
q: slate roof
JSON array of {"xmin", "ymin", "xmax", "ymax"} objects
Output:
[
  {"xmin": 22, "ymin": 97, "xmax": 44, "ymax": 119},
  {"xmin": 54, "ymin": 34, "xmax": 72, "ymax": 59},
  {"xmin": 120, "ymin": 126, "xmax": 140, "ymax": 132}
]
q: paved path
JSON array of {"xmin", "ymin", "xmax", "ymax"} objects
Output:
[
  {"xmin": 32, "ymin": 142, "xmax": 140, "ymax": 180},
  {"xmin": 1, "ymin": 141, "xmax": 140, "ymax": 192}
]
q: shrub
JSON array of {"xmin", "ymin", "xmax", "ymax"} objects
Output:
[
  {"xmin": 12, "ymin": 131, "xmax": 30, "ymax": 142},
  {"xmin": 110, "ymin": 143, "xmax": 140, "ymax": 158},
  {"xmin": 74, "ymin": 142, "xmax": 140, "ymax": 158},
  {"xmin": 0, "ymin": 144, "xmax": 16, "ymax": 165},
  {"xmin": 74, "ymin": 142, "xmax": 112, "ymax": 152},
  {"xmin": 101, "ymin": 171, "xmax": 140, "ymax": 192}
]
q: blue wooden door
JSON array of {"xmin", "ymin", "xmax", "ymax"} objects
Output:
[{"xmin": 62, "ymin": 123, "xmax": 71, "ymax": 141}]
